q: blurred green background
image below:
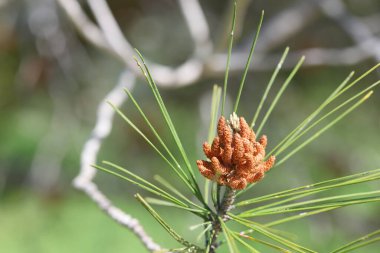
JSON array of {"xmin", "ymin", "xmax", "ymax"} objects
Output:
[{"xmin": 0, "ymin": 0, "xmax": 380, "ymax": 252}]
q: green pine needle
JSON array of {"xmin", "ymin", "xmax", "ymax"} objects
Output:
[
  {"xmin": 233, "ymin": 10, "xmax": 264, "ymax": 113},
  {"xmin": 208, "ymin": 85, "xmax": 223, "ymax": 144},
  {"xmin": 230, "ymin": 233, "xmax": 261, "ymax": 253},
  {"xmin": 135, "ymin": 193, "xmax": 203, "ymax": 250},
  {"xmin": 255, "ymin": 55, "xmax": 305, "ymax": 136},
  {"xmin": 250, "ymin": 47, "xmax": 290, "ymax": 128},
  {"xmin": 220, "ymin": 218, "xmax": 240, "ymax": 253},
  {"xmin": 266, "ymin": 207, "xmax": 338, "ymax": 227},
  {"xmin": 331, "ymin": 229, "xmax": 380, "ymax": 253},
  {"xmin": 230, "ymin": 215, "xmax": 316, "ymax": 253},
  {"xmin": 239, "ymin": 190, "xmax": 380, "ymax": 218},
  {"xmin": 237, "ymin": 168, "xmax": 380, "ymax": 207},
  {"xmin": 108, "ymin": 102, "xmax": 196, "ymax": 194},
  {"xmin": 93, "ymin": 163, "xmax": 186, "ymax": 208},
  {"xmin": 153, "ymin": 174, "xmax": 204, "ymax": 210},
  {"xmin": 145, "ymin": 197, "xmax": 206, "ymax": 214},
  {"xmin": 133, "ymin": 50, "xmax": 206, "ymax": 205},
  {"xmin": 266, "ymin": 70, "xmax": 355, "ymax": 158},
  {"xmin": 124, "ymin": 87, "xmax": 188, "ymax": 183},
  {"xmin": 232, "ymin": 231, "xmax": 290, "ymax": 252},
  {"xmin": 221, "ymin": 0, "xmax": 237, "ymax": 116},
  {"xmin": 272, "ymin": 80, "xmax": 380, "ymax": 161},
  {"xmin": 205, "ymin": 85, "xmax": 222, "ymax": 205},
  {"xmin": 276, "ymin": 91, "xmax": 373, "ymax": 166}
]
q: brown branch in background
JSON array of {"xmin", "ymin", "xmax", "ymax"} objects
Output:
[
  {"xmin": 57, "ymin": 0, "xmax": 380, "ymax": 87},
  {"xmin": 177, "ymin": 0, "xmax": 213, "ymax": 56},
  {"xmin": 56, "ymin": 0, "xmax": 110, "ymax": 52},
  {"xmin": 58, "ymin": 0, "xmax": 213, "ymax": 87},
  {"xmin": 257, "ymin": 0, "xmax": 320, "ymax": 53},
  {"xmin": 207, "ymin": 46, "xmax": 374, "ymax": 73},
  {"xmin": 319, "ymin": 0, "xmax": 380, "ymax": 61}
]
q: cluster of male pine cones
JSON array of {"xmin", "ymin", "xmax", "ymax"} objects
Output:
[{"xmin": 196, "ymin": 114, "xmax": 275, "ymax": 190}]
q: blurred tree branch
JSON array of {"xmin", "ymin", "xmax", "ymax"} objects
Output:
[{"xmin": 319, "ymin": 0, "xmax": 380, "ymax": 61}]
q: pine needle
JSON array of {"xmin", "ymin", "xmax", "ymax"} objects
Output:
[
  {"xmin": 276, "ymin": 91, "xmax": 374, "ymax": 166},
  {"xmin": 236, "ymin": 168, "xmax": 380, "ymax": 207},
  {"xmin": 274, "ymin": 81, "xmax": 380, "ymax": 160},
  {"xmin": 145, "ymin": 197, "xmax": 206, "ymax": 214},
  {"xmin": 108, "ymin": 102, "xmax": 196, "ymax": 194},
  {"xmin": 239, "ymin": 190, "xmax": 380, "ymax": 217},
  {"xmin": 133, "ymin": 52, "xmax": 205, "ymax": 204},
  {"xmin": 331, "ymin": 229, "xmax": 380, "ymax": 253},
  {"xmin": 250, "ymin": 47, "xmax": 289, "ymax": 128},
  {"xmin": 93, "ymin": 164, "xmax": 187, "ymax": 208},
  {"xmin": 231, "ymin": 233, "xmax": 261, "ymax": 253},
  {"xmin": 136, "ymin": 193, "xmax": 203, "ymax": 250},
  {"xmin": 232, "ymin": 231, "xmax": 291, "ymax": 252},
  {"xmin": 267, "ymin": 70, "xmax": 355, "ymax": 157},
  {"xmin": 221, "ymin": 0, "xmax": 237, "ymax": 115},
  {"xmin": 233, "ymin": 10, "xmax": 264, "ymax": 113},
  {"xmin": 124, "ymin": 87, "xmax": 187, "ymax": 183},
  {"xmin": 230, "ymin": 215, "xmax": 316, "ymax": 253},
  {"xmin": 220, "ymin": 218, "xmax": 240, "ymax": 253},
  {"xmin": 205, "ymin": 85, "xmax": 222, "ymax": 205},
  {"xmin": 255, "ymin": 56, "xmax": 305, "ymax": 136},
  {"xmin": 153, "ymin": 174, "xmax": 204, "ymax": 210}
]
